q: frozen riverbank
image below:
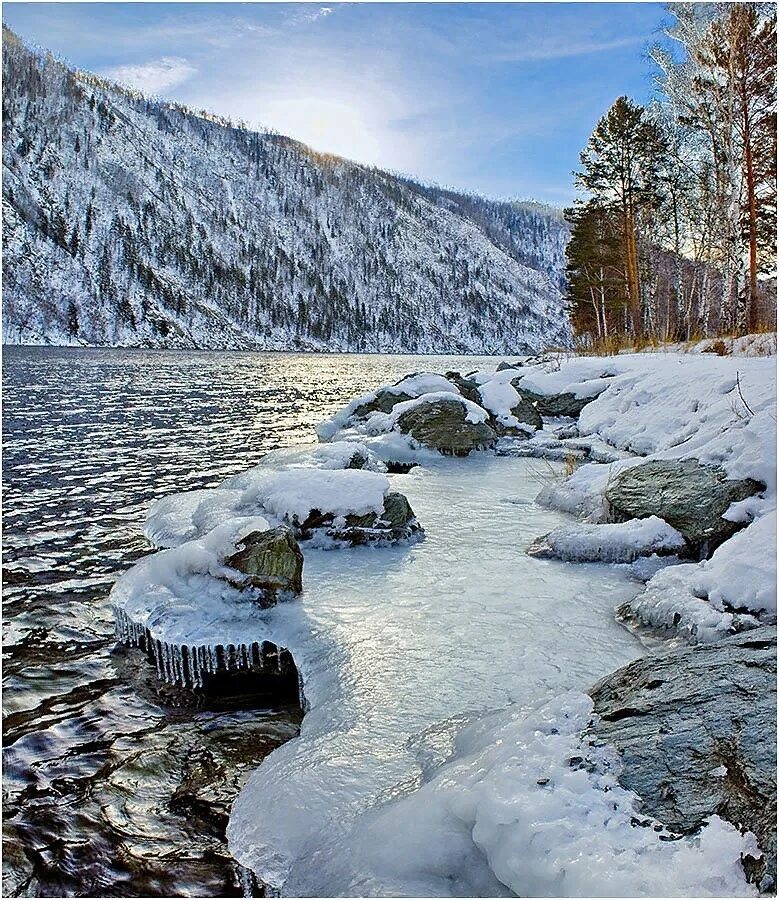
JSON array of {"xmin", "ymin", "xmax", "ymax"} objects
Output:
[
  {"xmin": 98, "ymin": 346, "xmax": 775, "ymax": 897},
  {"xmin": 223, "ymin": 349, "xmax": 774, "ymax": 896}
]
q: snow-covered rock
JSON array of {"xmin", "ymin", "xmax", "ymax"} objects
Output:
[
  {"xmin": 528, "ymin": 516, "xmax": 686, "ymax": 563},
  {"xmin": 618, "ymin": 512, "xmax": 777, "ymax": 644},
  {"xmin": 605, "ymin": 459, "xmax": 764, "ymax": 557},
  {"xmin": 111, "ymin": 516, "xmax": 301, "ymax": 693},
  {"xmin": 146, "ymin": 467, "xmax": 421, "ymax": 549},
  {"xmin": 588, "ymin": 627, "xmax": 777, "ymax": 892},
  {"xmin": 322, "ymin": 692, "xmax": 759, "ymax": 897}
]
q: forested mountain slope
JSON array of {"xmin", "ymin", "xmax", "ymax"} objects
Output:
[{"xmin": 2, "ymin": 31, "xmax": 571, "ymax": 352}]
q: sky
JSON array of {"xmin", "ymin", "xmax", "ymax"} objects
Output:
[{"xmin": 3, "ymin": 1, "xmax": 671, "ymax": 204}]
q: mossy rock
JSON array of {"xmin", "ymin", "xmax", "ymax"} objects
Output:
[
  {"xmin": 396, "ymin": 397, "xmax": 496, "ymax": 456},
  {"xmin": 223, "ymin": 526, "xmax": 304, "ymax": 605}
]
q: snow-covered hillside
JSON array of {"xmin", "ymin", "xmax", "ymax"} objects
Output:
[{"xmin": 2, "ymin": 30, "xmax": 571, "ymax": 352}]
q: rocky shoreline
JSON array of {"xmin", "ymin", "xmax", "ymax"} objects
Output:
[{"xmin": 112, "ymin": 351, "xmax": 776, "ymax": 895}]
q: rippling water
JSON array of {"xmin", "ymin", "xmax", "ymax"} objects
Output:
[{"xmin": 2, "ymin": 347, "xmax": 507, "ymax": 897}]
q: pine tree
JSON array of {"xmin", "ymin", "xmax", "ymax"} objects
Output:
[
  {"xmin": 564, "ymin": 200, "xmax": 624, "ymax": 342},
  {"xmin": 574, "ymin": 97, "xmax": 667, "ymax": 337}
]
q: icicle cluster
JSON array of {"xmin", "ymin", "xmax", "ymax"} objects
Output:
[{"xmin": 113, "ymin": 604, "xmax": 289, "ymax": 690}]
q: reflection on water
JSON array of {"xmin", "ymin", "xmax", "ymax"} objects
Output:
[{"xmin": 2, "ymin": 346, "xmax": 502, "ymax": 897}]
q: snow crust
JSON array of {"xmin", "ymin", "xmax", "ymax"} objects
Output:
[{"xmin": 529, "ymin": 516, "xmax": 686, "ymax": 563}]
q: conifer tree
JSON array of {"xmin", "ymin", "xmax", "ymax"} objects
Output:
[{"xmin": 574, "ymin": 97, "xmax": 666, "ymax": 336}]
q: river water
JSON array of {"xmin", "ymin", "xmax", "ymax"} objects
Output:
[{"xmin": 2, "ymin": 346, "xmax": 509, "ymax": 897}]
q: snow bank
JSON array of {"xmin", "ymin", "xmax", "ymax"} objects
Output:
[
  {"xmin": 622, "ymin": 512, "xmax": 776, "ymax": 643},
  {"xmin": 313, "ymin": 693, "xmax": 757, "ymax": 897},
  {"xmin": 528, "ymin": 516, "xmax": 685, "ymax": 563}
]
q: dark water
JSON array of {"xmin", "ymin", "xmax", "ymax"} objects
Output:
[{"xmin": 2, "ymin": 346, "xmax": 501, "ymax": 898}]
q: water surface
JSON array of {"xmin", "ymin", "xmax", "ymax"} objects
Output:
[{"xmin": 3, "ymin": 347, "xmax": 503, "ymax": 897}]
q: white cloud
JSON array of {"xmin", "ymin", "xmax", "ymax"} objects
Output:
[
  {"xmin": 103, "ymin": 56, "xmax": 196, "ymax": 95},
  {"xmin": 289, "ymin": 6, "xmax": 334, "ymax": 26},
  {"xmin": 488, "ymin": 34, "xmax": 646, "ymax": 64}
]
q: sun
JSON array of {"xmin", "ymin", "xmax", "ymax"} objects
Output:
[{"xmin": 260, "ymin": 94, "xmax": 384, "ymax": 165}]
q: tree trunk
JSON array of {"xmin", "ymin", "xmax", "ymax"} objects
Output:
[{"xmin": 743, "ymin": 94, "xmax": 759, "ymax": 334}]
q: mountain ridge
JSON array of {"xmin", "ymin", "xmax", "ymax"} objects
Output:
[{"xmin": 2, "ymin": 29, "xmax": 572, "ymax": 353}]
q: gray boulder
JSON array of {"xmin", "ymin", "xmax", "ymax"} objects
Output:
[
  {"xmin": 223, "ymin": 526, "xmax": 304, "ymax": 606},
  {"xmin": 511, "ymin": 379, "xmax": 599, "ymax": 418},
  {"xmin": 605, "ymin": 459, "xmax": 763, "ymax": 557},
  {"xmin": 492, "ymin": 398, "xmax": 543, "ymax": 436},
  {"xmin": 587, "ymin": 627, "xmax": 776, "ymax": 891},
  {"xmin": 396, "ymin": 397, "xmax": 496, "ymax": 456},
  {"xmin": 444, "ymin": 371, "xmax": 483, "ymax": 406},
  {"xmin": 297, "ymin": 491, "xmax": 422, "ymax": 545}
]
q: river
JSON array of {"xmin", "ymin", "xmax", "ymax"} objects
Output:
[{"xmin": 2, "ymin": 346, "xmax": 512, "ymax": 897}]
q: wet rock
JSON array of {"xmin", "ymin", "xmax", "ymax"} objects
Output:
[
  {"xmin": 298, "ymin": 491, "xmax": 422, "ymax": 545},
  {"xmin": 496, "ymin": 361, "xmax": 519, "ymax": 372},
  {"xmin": 396, "ymin": 397, "xmax": 496, "ymax": 456},
  {"xmin": 223, "ymin": 526, "xmax": 303, "ymax": 604},
  {"xmin": 587, "ymin": 627, "xmax": 777, "ymax": 891},
  {"xmin": 444, "ymin": 371, "xmax": 483, "ymax": 405},
  {"xmin": 605, "ymin": 459, "xmax": 764, "ymax": 557},
  {"xmin": 352, "ymin": 388, "xmax": 413, "ymax": 419},
  {"xmin": 511, "ymin": 379, "xmax": 599, "ymax": 418}
]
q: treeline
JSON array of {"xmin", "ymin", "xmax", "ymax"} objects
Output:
[{"xmin": 566, "ymin": 3, "xmax": 776, "ymax": 346}]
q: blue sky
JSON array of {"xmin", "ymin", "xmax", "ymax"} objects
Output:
[{"xmin": 3, "ymin": 2, "xmax": 670, "ymax": 204}]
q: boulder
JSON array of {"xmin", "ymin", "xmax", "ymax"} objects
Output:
[
  {"xmin": 587, "ymin": 627, "xmax": 777, "ymax": 892},
  {"xmin": 223, "ymin": 526, "xmax": 304, "ymax": 605},
  {"xmin": 496, "ymin": 360, "xmax": 519, "ymax": 372},
  {"xmin": 511, "ymin": 379, "xmax": 598, "ymax": 418},
  {"xmin": 352, "ymin": 388, "xmax": 413, "ymax": 419},
  {"xmin": 492, "ymin": 398, "xmax": 543, "ymax": 436},
  {"xmin": 297, "ymin": 491, "xmax": 422, "ymax": 545},
  {"xmin": 396, "ymin": 397, "xmax": 496, "ymax": 456},
  {"xmin": 443, "ymin": 371, "xmax": 483, "ymax": 405},
  {"xmin": 605, "ymin": 459, "xmax": 763, "ymax": 557}
]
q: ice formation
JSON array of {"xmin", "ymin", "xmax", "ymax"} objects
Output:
[
  {"xmin": 330, "ymin": 693, "xmax": 758, "ymax": 898},
  {"xmin": 528, "ymin": 516, "xmax": 686, "ymax": 563},
  {"xmin": 226, "ymin": 456, "xmax": 650, "ymax": 894},
  {"xmin": 111, "ymin": 516, "xmax": 298, "ymax": 690}
]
